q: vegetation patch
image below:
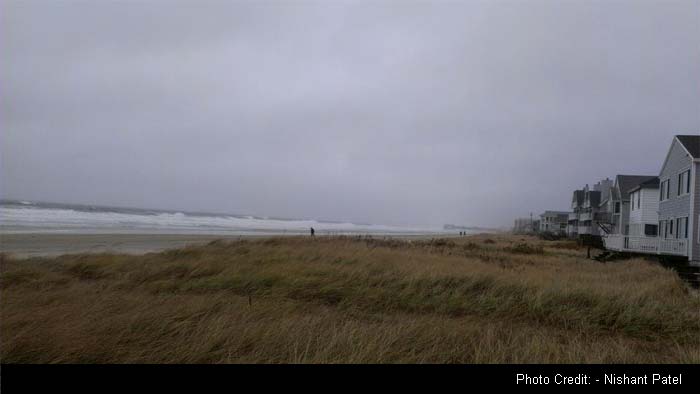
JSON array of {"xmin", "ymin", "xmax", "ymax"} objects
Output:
[
  {"xmin": 2, "ymin": 234, "xmax": 698, "ymax": 363},
  {"xmin": 505, "ymin": 243, "xmax": 545, "ymax": 255}
]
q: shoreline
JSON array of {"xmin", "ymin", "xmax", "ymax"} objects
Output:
[{"xmin": 0, "ymin": 232, "xmax": 475, "ymax": 258}]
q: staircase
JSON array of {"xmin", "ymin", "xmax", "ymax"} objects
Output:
[{"xmin": 596, "ymin": 222, "xmax": 612, "ymax": 235}]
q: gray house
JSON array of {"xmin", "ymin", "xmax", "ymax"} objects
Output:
[
  {"xmin": 658, "ymin": 135, "xmax": 699, "ymax": 263},
  {"xmin": 539, "ymin": 211, "xmax": 569, "ymax": 235},
  {"xmin": 569, "ymin": 178, "xmax": 612, "ymax": 242},
  {"xmin": 603, "ymin": 135, "xmax": 700, "ymax": 266},
  {"xmin": 567, "ymin": 190, "xmax": 584, "ymax": 238},
  {"xmin": 599, "ymin": 174, "xmax": 658, "ymax": 236}
]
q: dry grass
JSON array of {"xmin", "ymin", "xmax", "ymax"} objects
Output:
[{"xmin": 1, "ymin": 234, "xmax": 699, "ymax": 363}]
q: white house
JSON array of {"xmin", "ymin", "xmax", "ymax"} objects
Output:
[
  {"xmin": 603, "ymin": 135, "xmax": 700, "ymax": 266},
  {"xmin": 628, "ymin": 178, "xmax": 660, "ymax": 237}
]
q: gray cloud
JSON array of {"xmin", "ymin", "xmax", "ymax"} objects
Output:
[{"xmin": 2, "ymin": 0, "xmax": 699, "ymax": 227}]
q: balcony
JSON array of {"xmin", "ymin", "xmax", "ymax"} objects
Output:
[
  {"xmin": 603, "ymin": 235, "xmax": 689, "ymax": 257},
  {"xmin": 568, "ymin": 212, "xmax": 578, "ymax": 221},
  {"xmin": 579, "ymin": 212, "xmax": 593, "ymax": 221}
]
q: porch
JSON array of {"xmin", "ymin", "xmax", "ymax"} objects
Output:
[{"xmin": 602, "ymin": 235, "xmax": 689, "ymax": 257}]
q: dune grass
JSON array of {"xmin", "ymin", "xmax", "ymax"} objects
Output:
[{"xmin": 1, "ymin": 234, "xmax": 699, "ymax": 363}]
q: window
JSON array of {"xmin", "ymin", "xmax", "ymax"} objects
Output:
[
  {"xmin": 678, "ymin": 170, "xmax": 690, "ymax": 196},
  {"xmin": 644, "ymin": 224, "xmax": 658, "ymax": 237},
  {"xmin": 637, "ymin": 192, "xmax": 641, "ymax": 209},
  {"xmin": 674, "ymin": 218, "xmax": 688, "ymax": 239},
  {"xmin": 669, "ymin": 219, "xmax": 674, "ymax": 237},
  {"xmin": 614, "ymin": 202, "xmax": 620, "ymax": 213},
  {"xmin": 660, "ymin": 180, "xmax": 669, "ymax": 201},
  {"xmin": 630, "ymin": 193, "xmax": 634, "ymax": 211}
]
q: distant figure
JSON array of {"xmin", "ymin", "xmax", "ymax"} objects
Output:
[{"xmin": 310, "ymin": 227, "xmax": 315, "ymax": 237}]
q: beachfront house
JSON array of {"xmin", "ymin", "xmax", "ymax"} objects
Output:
[
  {"xmin": 628, "ymin": 178, "xmax": 660, "ymax": 237},
  {"xmin": 603, "ymin": 135, "xmax": 700, "ymax": 266},
  {"xmin": 567, "ymin": 190, "xmax": 584, "ymax": 238},
  {"xmin": 602, "ymin": 175, "xmax": 658, "ymax": 236},
  {"xmin": 539, "ymin": 211, "xmax": 569, "ymax": 235},
  {"xmin": 575, "ymin": 179, "xmax": 613, "ymax": 243}
]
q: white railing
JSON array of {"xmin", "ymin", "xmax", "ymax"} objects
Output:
[
  {"xmin": 603, "ymin": 234, "xmax": 624, "ymax": 251},
  {"xmin": 602, "ymin": 235, "xmax": 689, "ymax": 257},
  {"xmin": 579, "ymin": 212, "xmax": 593, "ymax": 221},
  {"xmin": 625, "ymin": 237, "xmax": 659, "ymax": 253},
  {"xmin": 659, "ymin": 239, "xmax": 689, "ymax": 256},
  {"xmin": 568, "ymin": 212, "xmax": 578, "ymax": 221}
]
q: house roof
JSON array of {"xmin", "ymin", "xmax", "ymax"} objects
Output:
[
  {"xmin": 571, "ymin": 190, "xmax": 584, "ymax": 205},
  {"xmin": 586, "ymin": 190, "xmax": 601, "ymax": 207},
  {"xmin": 540, "ymin": 210, "xmax": 570, "ymax": 217},
  {"xmin": 676, "ymin": 135, "xmax": 700, "ymax": 158},
  {"xmin": 628, "ymin": 177, "xmax": 660, "ymax": 193},
  {"xmin": 615, "ymin": 175, "xmax": 657, "ymax": 200}
]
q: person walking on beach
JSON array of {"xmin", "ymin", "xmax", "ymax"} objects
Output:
[{"xmin": 310, "ymin": 227, "xmax": 315, "ymax": 237}]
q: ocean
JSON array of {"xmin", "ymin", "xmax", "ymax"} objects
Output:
[{"xmin": 0, "ymin": 200, "xmax": 449, "ymax": 235}]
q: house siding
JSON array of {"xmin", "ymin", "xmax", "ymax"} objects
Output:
[
  {"xmin": 621, "ymin": 202, "xmax": 630, "ymax": 234},
  {"xmin": 692, "ymin": 161, "xmax": 699, "ymax": 263},
  {"xmin": 658, "ymin": 139, "xmax": 694, "ymax": 260},
  {"xmin": 629, "ymin": 188, "xmax": 659, "ymax": 236}
]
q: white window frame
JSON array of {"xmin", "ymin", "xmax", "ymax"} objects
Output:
[
  {"xmin": 630, "ymin": 192, "xmax": 634, "ymax": 211},
  {"xmin": 677, "ymin": 168, "xmax": 691, "ymax": 197},
  {"xmin": 637, "ymin": 191, "xmax": 641, "ymax": 209},
  {"xmin": 660, "ymin": 178, "xmax": 670, "ymax": 201}
]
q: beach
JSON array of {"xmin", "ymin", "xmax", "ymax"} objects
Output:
[
  {"xmin": 0, "ymin": 232, "xmax": 470, "ymax": 258},
  {"xmin": 0, "ymin": 233, "xmax": 250, "ymax": 258},
  {"xmin": 0, "ymin": 200, "xmax": 461, "ymax": 258}
]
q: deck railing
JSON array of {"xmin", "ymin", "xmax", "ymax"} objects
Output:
[
  {"xmin": 579, "ymin": 212, "xmax": 593, "ymax": 221},
  {"xmin": 603, "ymin": 234, "xmax": 624, "ymax": 251},
  {"xmin": 659, "ymin": 239, "xmax": 689, "ymax": 256},
  {"xmin": 603, "ymin": 235, "xmax": 688, "ymax": 257}
]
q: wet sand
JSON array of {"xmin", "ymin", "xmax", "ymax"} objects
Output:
[{"xmin": 0, "ymin": 232, "xmax": 462, "ymax": 258}]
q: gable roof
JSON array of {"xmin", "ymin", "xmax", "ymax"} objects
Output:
[
  {"xmin": 676, "ymin": 135, "xmax": 700, "ymax": 158},
  {"xmin": 628, "ymin": 177, "xmax": 660, "ymax": 193},
  {"xmin": 571, "ymin": 190, "xmax": 584, "ymax": 206},
  {"xmin": 586, "ymin": 190, "xmax": 601, "ymax": 207},
  {"xmin": 659, "ymin": 135, "xmax": 700, "ymax": 174},
  {"xmin": 615, "ymin": 175, "xmax": 657, "ymax": 200}
]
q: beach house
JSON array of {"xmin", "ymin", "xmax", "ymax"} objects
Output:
[
  {"xmin": 603, "ymin": 135, "xmax": 700, "ymax": 266},
  {"xmin": 539, "ymin": 211, "xmax": 569, "ymax": 235}
]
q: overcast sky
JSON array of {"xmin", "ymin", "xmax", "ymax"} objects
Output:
[{"xmin": 1, "ymin": 0, "xmax": 698, "ymax": 227}]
